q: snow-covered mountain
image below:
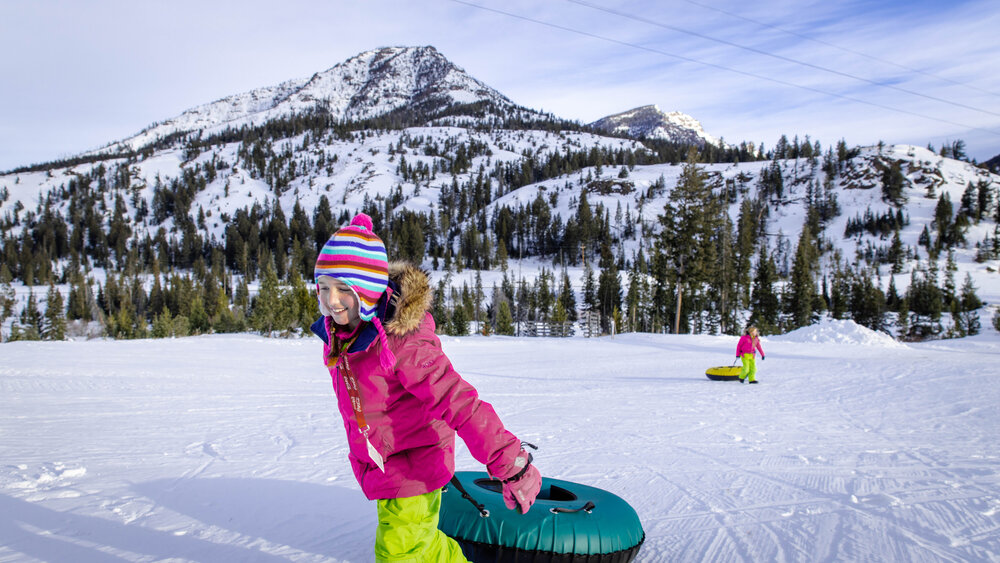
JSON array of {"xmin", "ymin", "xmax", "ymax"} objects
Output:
[
  {"xmin": 588, "ymin": 105, "xmax": 721, "ymax": 146},
  {"xmin": 89, "ymin": 46, "xmax": 539, "ymax": 157}
]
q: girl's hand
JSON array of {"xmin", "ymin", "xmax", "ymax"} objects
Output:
[{"xmin": 500, "ymin": 450, "xmax": 541, "ymax": 514}]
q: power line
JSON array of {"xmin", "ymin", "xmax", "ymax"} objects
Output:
[
  {"xmin": 678, "ymin": 0, "xmax": 1000, "ymax": 99},
  {"xmin": 566, "ymin": 0, "xmax": 1000, "ymax": 119},
  {"xmin": 446, "ymin": 0, "xmax": 1000, "ymax": 138}
]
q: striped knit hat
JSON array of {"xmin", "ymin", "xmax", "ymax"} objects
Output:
[{"xmin": 314, "ymin": 213, "xmax": 389, "ymax": 322}]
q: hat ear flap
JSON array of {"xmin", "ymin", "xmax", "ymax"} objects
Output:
[{"xmin": 316, "ymin": 292, "xmax": 332, "ymax": 317}]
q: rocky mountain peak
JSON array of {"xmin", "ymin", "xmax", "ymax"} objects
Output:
[
  {"xmin": 91, "ymin": 46, "xmax": 524, "ymax": 156},
  {"xmin": 589, "ymin": 104, "xmax": 720, "ymax": 146}
]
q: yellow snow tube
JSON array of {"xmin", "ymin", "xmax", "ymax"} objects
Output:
[{"xmin": 705, "ymin": 366, "xmax": 741, "ymax": 381}]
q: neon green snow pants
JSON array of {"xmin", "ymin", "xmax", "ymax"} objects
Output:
[
  {"xmin": 375, "ymin": 488, "xmax": 469, "ymax": 563},
  {"xmin": 739, "ymin": 353, "xmax": 757, "ymax": 382}
]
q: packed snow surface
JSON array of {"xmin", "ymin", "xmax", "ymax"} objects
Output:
[{"xmin": 2, "ymin": 329, "xmax": 1000, "ymax": 562}]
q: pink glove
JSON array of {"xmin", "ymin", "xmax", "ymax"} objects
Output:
[{"xmin": 493, "ymin": 447, "xmax": 541, "ymax": 514}]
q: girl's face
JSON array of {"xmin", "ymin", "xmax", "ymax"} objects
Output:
[{"xmin": 317, "ymin": 277, "xmax": 361, "ymax": 330}]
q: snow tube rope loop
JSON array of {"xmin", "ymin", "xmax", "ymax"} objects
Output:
[{"xmin": 449, "ymin": 473, "xmax": 490, "ymax": 518}]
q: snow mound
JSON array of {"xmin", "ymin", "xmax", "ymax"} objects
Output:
[{"xmin": 770, "ymin": 319, "xmax": 905, "ymax": 348}]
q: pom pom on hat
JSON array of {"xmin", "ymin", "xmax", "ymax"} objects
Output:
[
  {"xmin": 314, "ymin": 213, "xmax": 389, "ymax": 322},
  {"xmin": 349, "ymin": 213, "xmax": 374, "ymax": 231}
]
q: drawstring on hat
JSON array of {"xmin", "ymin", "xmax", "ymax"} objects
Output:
[{"xmin": 371, "ymin": 316, "xmax": 396, "ymax": 371}]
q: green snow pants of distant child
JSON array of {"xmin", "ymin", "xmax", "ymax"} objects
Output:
[
  {"xmin": 739, "ymin": 353, "xmax": 757, "ymax": 382},
  {"xmin": 375, "ymin": 488, "xmax": 469, "ymax": 563}
]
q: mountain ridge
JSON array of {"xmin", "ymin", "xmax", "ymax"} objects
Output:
[
  {"xmin": 78, "ymin": 47, "xmax": 720, "ymax": 163},
  {"xmin": 88, "ymin": 46, "xmax": 543, "ymax": 158}
]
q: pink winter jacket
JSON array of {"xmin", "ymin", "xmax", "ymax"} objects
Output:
[
  {"xmin": 312, "ymin": 263, "xmax": 521, "ymax": 500},
  {"xmin": 736, "ymin": 334, "xmax": 764, "ymax": 358}
]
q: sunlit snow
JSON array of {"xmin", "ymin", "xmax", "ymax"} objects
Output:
[{"xmin": 2, "ymin": 325, "xmax": 999, "ymax": 561}]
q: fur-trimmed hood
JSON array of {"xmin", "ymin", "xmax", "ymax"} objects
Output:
[{"xmin": 384, "ymin": 261, "xmax": 433, "ymax": 337}]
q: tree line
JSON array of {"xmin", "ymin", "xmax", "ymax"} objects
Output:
[{"xmin": 1, "ymin": 107, "xmax": 997, "ymax": 342}]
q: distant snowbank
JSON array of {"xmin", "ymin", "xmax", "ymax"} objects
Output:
[{"xmin": 769, "ymin": 319, "xmax": 906, "ymax": 348}]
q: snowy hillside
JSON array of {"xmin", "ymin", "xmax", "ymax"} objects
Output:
[
  {"xmin": 0, "ymin": 45, "xmax": 999, "ymax": 344},
  {"xmin": 2, "ymin": 323, "xmax": 999, "ymax": 561}
]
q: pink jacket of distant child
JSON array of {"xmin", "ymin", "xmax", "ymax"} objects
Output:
[
  {"xmin": 311, "ymin": 263, "xmax": 521, "ymax": 500},
  {"xmin": 736, "ymin": 334, "xmax": 765, "ymax": 358}
]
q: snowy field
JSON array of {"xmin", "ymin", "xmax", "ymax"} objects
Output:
[{"xmin": 2, "ymin": 320, "xmax": 1000, "ymax": 562}]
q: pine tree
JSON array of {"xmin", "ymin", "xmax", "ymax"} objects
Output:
[
  {"xmin": 151, "ymin": 306, "xmax": 174, "ymax": 338},
  {"xmin": 66, "ymin": 269, "xmax": 90, "ymax": 321},
  {"xmin": 786, "ymin": 223, "xmax": 818, "ymax": 329},
  {"xmin": 0, "ymin": 273, "xmax": 16, "ymax": 342},
  {"xmin": 188, "ymin": 293, "xmax": 210, "ymax": 335},
  {"xmin": 933, "ymin": 192, "xmax": 954, "ymax": 250},
  {"xmin": 450, "ymin": 299, "xmax": 469, "ymax": 336},
  {"xmin": 887, "ymin": 231, "xmax": 905, "ymax": 274},
  {"xmin": 959, "ymin": 181, "xmax": 979, "ymax": 222},
  {"xmin": 749, "ymin": 245, "xmax": 780, "ymax": 334},
  {"xmin": 881, "ymin": 160, "xmax": 906, "ymax": 206},
  {"xmin": 905, "ymin": 264, "xmax": 943, "ymax": 339},
  {"xmin": 170, "ymin": 309, "xmax": 190, "ymax": 338},
  {"xmin": 558, "ymin": 269, "xmax": 578, "ymax": 323},
  {"xmin": 496, "ymin": 239, "xmax": 509, "ymax": 272},
  {"xmin": 250, "ymin": 257, "xmax": 282, "ymax": 335},
  {"xmin": 896, "ymin": 297, "xmax": 910, "ymax": 338},
  {"xmin": 290, "ymin": 273, "xmax": 318, "ymax": 333},
  {"xmin": 213, "ymin": 284, "xmax": 247, "ymax": 334},
  {"xmin": 43, "ymin": 284, "xmax": 66, "ymax": 340},
  {"xmin": 234, "ymin": 276, "xmax": 250, "ymax": 316},
  {"xmin": 944, "ymin": 249, "xmax": 958, "ymax": 302},
  {"xmin": 474, "ymin": 271, "xmax": 485, "ymax": 330},
  {"xmin": 432, "ymin": 277, "xmax": 450, "ymax": 334},
  {"xmin": 886, "ymin": 276, "xmax": 901, "ymax": 312},
  {"xmin": 625, "ymin": 265, "xmax": 642, "ymax": 333},
  {"xmin": 495, "ymin": 294, "xmax": 515, "ymax": 336},
  {"xmin": 18, "ymin": 291, "xmax": 43, "ymax": 340},
  {"xmin": 975, "ymin": 179, "xmax": 990, "ymax": 223},
  {"xmin": 948, "ymin": 298, "xmax": 965, "ymax": 338},
  {"xmin": 734, "ymin": 198, "xmax": 759, "ymax": 310},
  {"xmin": 551, "ymin": 299, "xmax": 569, "ymax": 335},
  {"xmin": 581, "ymin": 263, "xmax": 597, "ymax": 313},
  {"xmin": 108, "ymin": 194, "xmax": 132, "ymax": 265},
  {"xmin": 956, "ymin": 273, "xmax": 982, "ymax": 336},
  {"xmin": 828, "ymin": 263, "xmax": 851, "ymax": 320},
  {"xmin": 313, "ymin": 196, "xmax": 334, "ymax": 249},
  {"xmin": 596, "ymin": 240, "xmax": 621, "ymax": 333},
  {"xmin": 849, "ymin": 269, "xmax": 886, "ymax": 332},
  {"xmin": 576, "ymin": 190, "xmax": 595, "ymax": 256},
  {"xmin": 657, "ymin": 148, "xmax": 721, "ymax": 333}
]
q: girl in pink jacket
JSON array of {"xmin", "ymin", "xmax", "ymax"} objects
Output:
[
  {"xmin": 310, "ymin": 214, "xmax": 540, "ymax": 562},
  {"xmin": 736, "ymin": 326, "xmax": 765, "ymax": 384}
]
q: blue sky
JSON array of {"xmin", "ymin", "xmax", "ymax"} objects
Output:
[{"xmin": 2, "ymin": 0, "xmax": 999, "ymax": 171}]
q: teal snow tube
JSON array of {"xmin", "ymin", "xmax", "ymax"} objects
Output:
[{"xmin": 439, "ymin": 471, "xmax": 644, "ymax": 563}]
